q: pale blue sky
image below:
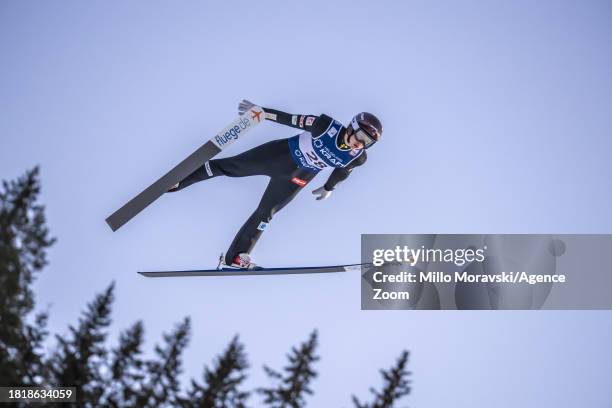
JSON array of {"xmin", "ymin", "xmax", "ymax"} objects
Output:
[{"xmin": 1, "ymin": 1, "xmax": 612, "ymax": 406}]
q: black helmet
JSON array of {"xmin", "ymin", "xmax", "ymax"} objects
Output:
[{"xmin": 350, "ymin": 112, "xmax": 383, "ymax": 148}]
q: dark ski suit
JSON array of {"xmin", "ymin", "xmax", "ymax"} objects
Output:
[{"xmin": 171, "ymin": 107, "xmax": 367, "ymax": 264}]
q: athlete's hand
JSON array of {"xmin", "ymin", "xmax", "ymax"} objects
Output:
[
  {"xmin": 312, "ymin": 186, "xmax": 332, "ymax": 201},
  {"xmin": 238, "ymin": 99, "xmax": 257, "ymax": 116}
]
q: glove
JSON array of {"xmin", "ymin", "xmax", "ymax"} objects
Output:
[
  {"xmin": 238, "ymin": 99, "xmax": 257, "ymax": 116},
  {"xmin": 312, "ymin": 186, "xmax": 333, "ymax": 201}
]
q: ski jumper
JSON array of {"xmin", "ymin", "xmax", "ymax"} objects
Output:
[{"xmin": 171, "ymin": 108, "xmax": 367, "ymax": 264}]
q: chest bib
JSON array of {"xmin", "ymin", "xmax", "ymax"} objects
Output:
[{"xmin": 288, "ymin": 119, "xmax": 363, "ymax": 172}]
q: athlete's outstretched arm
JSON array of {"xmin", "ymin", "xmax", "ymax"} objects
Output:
[
  {"xmin": 325, "ymin": 153, "xmax": 367, "ymax": 190},
  {"xmin": 238, "ymin": 99, "xmax": 328, "ymax": 133},
  {"xmin": 324, "ymin": 168, "xmax": 352, "ymax": 191},
  {"xmin": 312, "ymin": 153, "xmax": 368, "ymax": 200}
]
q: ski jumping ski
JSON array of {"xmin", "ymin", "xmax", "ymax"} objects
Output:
[
  {"xmin": 105, "ymin": 106, "xmax": 266, "ymax": 231},
  {"xmin": 138, "ymin": 263, "xmax": 365, "ymax": 278}
]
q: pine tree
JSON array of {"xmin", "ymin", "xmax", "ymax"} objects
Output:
[
  {"xmin": 135, "ymin": 317, "xmax": 191, "ymax": 407},
  {"xmin": 0, "ymin": 167, "xmax": 55, "ymax": 386},
  {"xmin": 352, "ymin": 351, "xmax": 411, "ymax": 408},
  {"xmin": 104, "ymin": 321, "xmax": 146, "ymax": 407},
  {"xmin": 258, "ymin": 330, "xmax": 319, "ymax": 408},
  {"xmin": 48, "ymin": 283, "xmax": 115, "ymax": 407},
  {"xmin": 185, "ymin": 335, "xmax": 249, "ymax": 408}
]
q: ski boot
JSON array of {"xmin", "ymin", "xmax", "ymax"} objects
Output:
[{"xmin": 217, "ymin": 253, "xmax": 262, "ymax": 270}]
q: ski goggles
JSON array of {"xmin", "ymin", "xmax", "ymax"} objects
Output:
[{"xmin": 350, "ymin": 118, "xmax": 378, "ymax": 148}]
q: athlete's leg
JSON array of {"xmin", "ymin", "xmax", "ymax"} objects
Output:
[
  {"xmin": 169, "ymin": 139, "xmax": 294, "ymax": 192},
  {"xmin": 224, "ymin": 169, "xmax": 316, "ymax": 264}
]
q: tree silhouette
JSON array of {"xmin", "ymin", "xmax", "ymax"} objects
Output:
[
  {"xmin": 184, "ymin": 335, "xmax": 250, "ymax": 408},
  {"xmin": 258, "ymin": 330, "xmax": 319, "ymax": 408},
  {"xmin": 48, "ymin": 283, "xmax": 115, "ymax": 407},
  {"xmin": 134, "ymin": 317, "xmax": 191, "ymax": 407},
  {"xmin": 352, "ymin": 351, "xmax": 411, "ymax": 408},
  {"xmin": 0, "ymin": 167, "xmax": 55, "ymax": 387},
  {"xmin": 104, "ymin": 321, "xmax": 146, "ymax": 407}
]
